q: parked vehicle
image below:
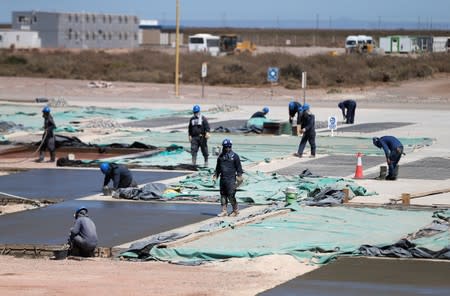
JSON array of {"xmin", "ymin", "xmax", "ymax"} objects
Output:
[
  {"xmin": 345, "ymin": 35, "xmax": 374, "ymax": 54},
  {"xmin": 188, "ymin": 33, "xmax": 220, "ymax": 56},
  {"xmin": 219, "ymin": 34, "xmax": 256, "ymax": 55}
]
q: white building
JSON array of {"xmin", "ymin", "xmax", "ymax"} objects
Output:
[{"xmin": 0, "ymin": 30, "xmax": 41, "ymax": 49}]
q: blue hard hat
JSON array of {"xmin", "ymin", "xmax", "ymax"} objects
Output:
[
  {"xmin": 75, "ymin": 206, "xmax": 88, "ymax": 217},
  {"xmin": 302, "ymin": 103, "xmax": 310, "ymax": 111},
  {"xmin": 100, "ymin": 162, "xmax": 110, "ymax": 174},
  {"xmin": 42, "ymin": 106, "xmax": 51, "ymax": 113},
  {"xmin": 222, "ymin": 138, "xmax": 232, "ymax": 147},
  {"xmin": 289, "ymin": 102, "xmax": 296, "ymax": 111},
  {"xmin": 263, "ymin": 107, "xmax": 269, "ymax": 114},
  {"xmin": 372, "ymin": 137, "xmax": 381, "ymax": 147},
  {"xmin": 193, "ymin": 105, "xmax": 200, "ymax": 113}
]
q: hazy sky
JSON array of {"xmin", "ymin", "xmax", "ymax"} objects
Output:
[{"xmin": 2, "ymin": 0, "xmax": 449, "ymax": 24}]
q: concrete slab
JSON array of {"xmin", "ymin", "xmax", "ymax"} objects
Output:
[
  {"xmin": 276, "ymin": 155, "xmax": 384, "ymax": 177},
  {"xmin": 0, "ymin": 169, "xmax": 187, "ymax": 200},
  {"xmin": 366, "ymin": 157, "xmax": 450, "ymax": 180},
  {"xmin": 259, "ymin": 257, "xmax": 450, "ymax": 296},
  {"xmin": 122, "ymin": 116, "xmax": 188, "ymax": 128},
  {"xmin": 319, "ymin": 122, "xmax": 415, "ymax": 134},
  {"xmin": 0, "ymin": 200, "xmax": 219, "ymax": 247}
]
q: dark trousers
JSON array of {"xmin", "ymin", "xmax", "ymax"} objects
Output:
[
  {"xmin": 346, "ymin": 106, "xmax": 356, "ymax": 124},
  {"xmin": 191, "ymin": 136, "xmax": 209, "ymax": 160},
  {"xmin": 387, "ymin": 146, "xmax": 403, "ymax": 178},
  {"xmin": 220, "ymin": 178, "xmax": 237, "ymax": 207},
  {"xmin": 297, "ymin": 132, "xmax": 316, "ymax": 156},
  {"xmin": 68, "ymin": 236, "xmax": 96, "ymax": 257}
]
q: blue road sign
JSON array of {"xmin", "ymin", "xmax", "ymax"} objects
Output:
[{"xmin": 267, "ymin": 67, "xmax": 279, "ymax": 82}]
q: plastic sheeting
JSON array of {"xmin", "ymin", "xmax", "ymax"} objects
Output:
[{"xmin": 129, "ymin": 207, "xmax": 448, "ymax": 264}]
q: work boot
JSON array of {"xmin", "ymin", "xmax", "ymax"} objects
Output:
[
  {"xmin": 35, "ymin": 151, "xmax": 45, "ymax": 162},
  {"xmin": 229, "ymin": 205, "xmax": 239, "ymax": 217},
  {"xmin": 204, "ymin": 157, "xmax": 208, "ymax": 167},
  {"xmin": 192, "ymin": 156, "xmax": 197, "ymax": 166},
  {"xmin": 217, "ymin": 205, "xmax": 227, "ymax": 217},
  {"xmin": 48, "ymin": 151, "xmax": 56, "ymax": 162}
]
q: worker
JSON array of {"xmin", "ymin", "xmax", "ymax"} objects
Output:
[
  {"xmin": 372, "ymin": 136, "xmax": 404, "ymax": 180},
  {"xmin": 250, "ymin": 106, "xmax": 269, "ymax": 119},
  {"xmin": 294, "ymin": 103, "xmax": 316, "ymax": 158},
  {"xmin": 68, "ymin": 207, "xmax": 98, "ymax": 257},
  {"xmin": 36, "ymin": 106, "xmax": 56, "ymax": 162},
  {"xmin": 213, "ymin": 138, "xmax": 243, "ymax": 217},
  {"xmin": 100, "ymin": 162, "xmax": 137, "ymax": 194},
  {"xmin": 338, "ymin": 99, "xmax": 357, "ymax": 124},
  {"xmin": 288, "ymin": 101, "xmax": 302, "ymax": 125},
  {"xmin": 188, "ymin": 104, "xmax": 210, "ymax": 166}
]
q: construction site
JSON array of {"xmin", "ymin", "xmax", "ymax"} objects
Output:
[{"xmin": 0, "ymin": 71, "xmax": 449, "ymax": 295}]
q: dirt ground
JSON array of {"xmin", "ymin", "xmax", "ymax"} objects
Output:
[{"xmin": 0, "ymin": 73, "xmax": 449, "ymax": 295}]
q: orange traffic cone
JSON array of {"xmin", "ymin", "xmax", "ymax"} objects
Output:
[{"xmin": 354, "ymin": 152, "xmax": 364, "ymax": 179}]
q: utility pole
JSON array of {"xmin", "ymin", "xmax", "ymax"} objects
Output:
[{"xmin": 175, "ymin": 0, "xmax": 180, "ymax": 97}]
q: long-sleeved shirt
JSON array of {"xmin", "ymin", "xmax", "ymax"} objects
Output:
[
  {"xmin": 103, "ymin": 163, "xmax": 134, "ymax": 189},
  {"xmin": 70, "ymin": 216, "xmax": 98, "ymax": 248},
  {"xmin": 214, "ymin": 150, "xmax": 243, "ymax": 180},
  {"xmin": 188, "ymin": 114, "xmax": 210, "ymax": 137},
  {"xmin": 289, "ymin": 102, "xmax": 302, "ymax": 124},
  {"xmin": 338, "ymin": 100, "xmax": 356, "ymax": 117},
  {"xmin": 299, "ymin": 112, "xmax": 315, "ymax": 133},
  {"xmin": 43, "ymin": 114, "xmax": 56, "ymax": 137},
  {"xmin": 376, "ymin": 136, "xmax": 403, "ymax": 158}
]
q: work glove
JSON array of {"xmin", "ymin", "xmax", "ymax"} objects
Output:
[
  {"xmin": 205, "ymin": 132, "xmax": 210, "ymax": 139},
  {"xmin": 189, "ymin": 136, "xmax": 192, "ymax": 142},
  {"xmin": 212, "ymin": 175, "xmax": 217, "ymax": 183},
  {"xmin": 236, "ymin": 175, "xmax": 244, "ymax": 187}
]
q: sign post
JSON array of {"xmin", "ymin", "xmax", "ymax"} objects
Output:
[
  {"xmin": 328, "ymin": 115, "xmax": 338, "ymax": 137},
  {"xmin": 201, "ymin": 62, "xmax": 207, "ymax": 98},
  {"xmin": 267, "ymin": 67, "xmax": 279, "ymax": 100},
  {"xmin": 301, "ymin": 71, "xmax": 307, "ymax": 104}
]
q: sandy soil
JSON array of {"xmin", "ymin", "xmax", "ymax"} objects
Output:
[{"xmin": 0, "ymin": 74, "xmax": 449, "ymax": 295}]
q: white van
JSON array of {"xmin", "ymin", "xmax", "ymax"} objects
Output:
[
  {"xmin": 188, "ymin": 33, "xmax": 220, "ymax": 56},
  {"xmin": 345, "ymin": 35, "xmax": 374, "ymax": 53}
]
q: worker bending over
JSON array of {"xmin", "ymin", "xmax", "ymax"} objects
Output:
[
  {"xmin": 251, "ymin": 106, "xmax": 269, "ymax": 119},
  {"xmin": 338, "ymin": 99, "xmax": 357, "ymax": 124},
  {"xmin": 373, "ymin": 136, "xmax": 404, "ymax": 180},
  {"xmin": 100, "ymin": 162, "xmax": 137, "ymax": 194}
]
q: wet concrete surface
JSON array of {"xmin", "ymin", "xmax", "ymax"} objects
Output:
[
  {"xmin": 276, "ymin": 155, "xmax": 384, "ymax": 177},
  {"xmin": 209, "ymin": 120, "xmax": 248, "ymax": 130},
  {"xmin": 122, "ymin": 116, "xmax": 188, "ymax": 128},
  {"xmin": 0, "ymin": 200, "xmax": 220, "ymax": 247},
  {"xmin": 318, "ymin": 122, "xmax": 414, "ymax": 134},
  {"xmin": 366, "ymin": 157, "xmax": 450, "ymax": 180},
  {"xmin": 0, "ymin": 169, "xmax": 187, "ymax": 200},
  {"xmin": 259, "ymin": 257, "xmax": 450, "ymax": 296}
]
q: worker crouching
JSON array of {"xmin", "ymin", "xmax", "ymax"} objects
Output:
[{"xmin": 68, "ymin": 207, "xmax": 98, "ymax": 257}]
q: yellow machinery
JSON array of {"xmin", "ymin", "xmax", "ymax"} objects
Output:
[{"xmin": 220, "ymin": 34, "xmax": 256, "ymax": 54}]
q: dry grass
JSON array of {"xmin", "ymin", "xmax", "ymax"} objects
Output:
[{"xmin": 1, "ymin": 46, "xmax": 449, "ymax": 89}]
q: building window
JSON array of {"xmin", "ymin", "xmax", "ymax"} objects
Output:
[
  {"xmin": 118, "ymin": 16, "xmax": 122, "ymax": 24},
  {"xmin": 0, "ymin": 35, "xmax": 3, "ymax": 42},
  {"xmin": 108, "ymin": 33, "xmax": 112, "ymax": 40},
  {"xmin": 134, "ymin": 17, "xmax": 138, "ymax": 24},
  {"xmin": 85, "ymin": 33, "xmax": 89, "ymax": 40},
  {"xmin": 85, "ymin": 15, "xmax": 89, "ymax": 23},
  {"xmin": 16, "ymin": 35, "xmax": 20, "ymax": 42},
  {"xmin": 68, "ymin": 28, "xmax": 72, "ymax": 40},
  {"xmin": 92, "ymin": 32, "xmax": 96, "ymax": 40},
  {"xmin": 118, "ymin": 33, "xmax": 122, "ymax": 40},
  {"xmin": 75, "ymin": 32, "xmax": 79, "ymax": 40},
  {"xmin": 108, "ymin": 15, "xmax": 112, "ymax": 24},
  {"xmin": 124, "ymin": 16, "xmax": 128, "ymax": 24},
  {"xmin": 75, "ymin": 15, "xmax": 79, "ymax": 22},
  {"xmin": 68, "ymin": 14, "xmax": 72, "ymax": 22},
  {"xmin": 134, "ymin": 33, "xmax": 138, "ymax": 41},
  {"xmin": 124, "ymin": 33, "xmax": 128, "ymax": 40},
  {"xmin": 103, "ymin": 33, "xmax": 106, "ymax": 40},
  {"xmin": 102, "ymin": 15, "xmax": 106, "ymax": 23},
  {"xmin": 18, "ymin": 16, "xmax": 29, "ymax": 24},
  {"xmin": 33, "ymin": 16, "xmax": 37, "ymax": 23}
]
